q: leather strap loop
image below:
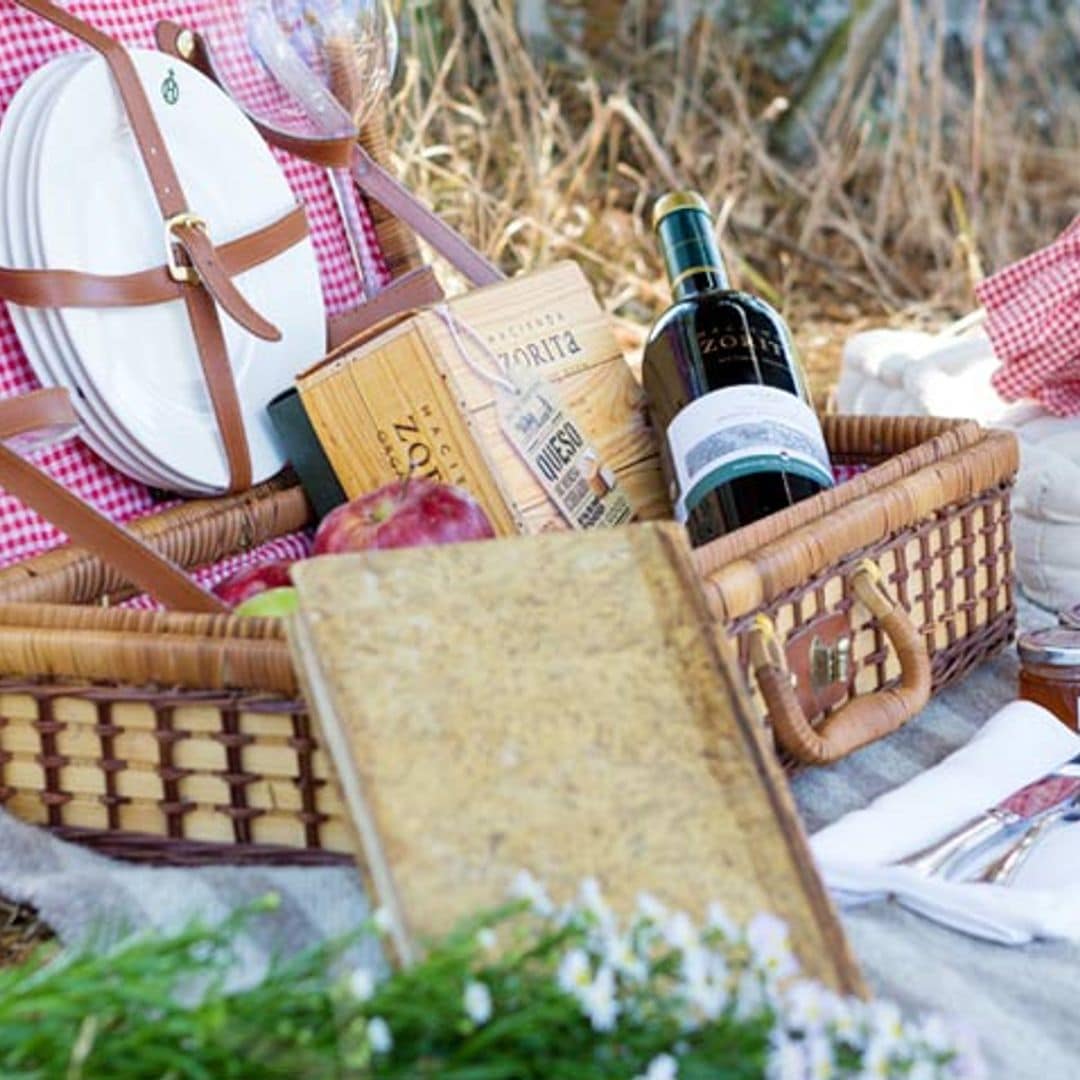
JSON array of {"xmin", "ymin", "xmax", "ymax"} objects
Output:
[
  {"xmin": 0, "ymin": 204, "xmax": 308, "ymax": 310},
  {"xmin": 0, "ymin": 390, "xmax": 227, "ymax": 613},
  {"xmin": 748, "ymin": 560, "xmax": 932, "ymax": 765},
  {"xmin": 168, "ymin": 219, "xmax": 281, "ymax": 342},
  {"xmin": 154, "ymin": 18, "xmax": 505, "ymax": 288}
]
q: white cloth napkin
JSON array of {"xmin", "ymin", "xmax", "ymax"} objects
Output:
[{"xmin": 811, "ymin": 701, "xmax": 1080, "ymax": 944}]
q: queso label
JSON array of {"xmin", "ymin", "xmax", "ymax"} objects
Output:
[{"xmin": 498, "ymin": 372, "xmax": 635, "ymax": 530}]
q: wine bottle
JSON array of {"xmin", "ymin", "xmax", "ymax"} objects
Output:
[{"xmin": 642, "ymin": 191, "xmax": 834, "ymax": 546}]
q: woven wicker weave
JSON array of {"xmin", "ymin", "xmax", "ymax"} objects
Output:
[
  {"xmin": 0, "ymin": 415, "xmax": 1019, "ymax": 862},
  {"xmin": 0, "ymin": 481, "xmax": 358, "ymax": 864}
]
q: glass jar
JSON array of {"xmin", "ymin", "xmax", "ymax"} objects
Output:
[{"xmin": 1018, "ymin": 627, "xmax": 1080, "ymax": 729}]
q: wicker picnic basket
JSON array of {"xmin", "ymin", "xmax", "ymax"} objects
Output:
[
  {"xmin": 696, "ymin": 414, "xmax": 1018, "ymax": 767},
  {"xmin": 0, "ymin": 414, "xmax": 1018, "ymax": 865}
]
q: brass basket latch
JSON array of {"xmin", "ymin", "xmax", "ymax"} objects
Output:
[{"xmin": 810, "ymin": 634, "xmax": 851, "ymax": 691}]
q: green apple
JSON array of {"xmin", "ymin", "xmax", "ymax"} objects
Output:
[{"xmin": 234, "ymin": 586, "xmax": 300, "ymax": 618}]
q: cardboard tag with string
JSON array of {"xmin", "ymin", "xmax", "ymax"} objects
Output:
[{"xmin": 435, "ymin": 307, "xmax": 636, "ymax": 530}]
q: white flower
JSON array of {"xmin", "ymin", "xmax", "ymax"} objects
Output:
[
  {"xmin": 464, "ymin": 980, "xmax": 493, "ymax": 1025},
  {"xmin": 662, "ymin": 911, "xmax": 698, "ymax": 952},
  {"xmin": 858, "ymin": 1035, "xmax": 894, "ymax": 1079},
  {"xmin": 348, "ymin": 967, "xmax": 376, "ymax": 1002},
  {"xmin": 579, "ymin": 876, "xmax": 604, "ymax": 911},
  {"xmin": 826, "ymin": 996, "xmax": 861, "ymax": 1046},
  {"xmin": 705, "ymin": 901, "xmax": 739, "ymax": 940},
  {"xmin": 747, "ymin": 912, "xmax": 798, "ymax": 980},
  {"xmin": 366, "ymin": 1016, "xmax": 393, "ymax": 1055},
  {"xmin": 805, "ymin": 1033, "xmax": 835, "ymax": 1079},
  {"xmin": 767, "ymin": 1034, "xmax": 807, "ymax": 1080},
  {"xmin": 578, "ymin": 877, "xmax": 616, "ymax": 932},
  {"xmin": 601, "ymin": 929, "xmax": 647, "ymax": 982},
  {"xmin": 636, "ymin": 1053, "xmax": 678, "ymax": 1080},
  {"xmin": 372, "ymin": 907, "xmax": 393, "ymax": 936},
  {"xmin": 686, "ymin": 976, "xmax": 727, "ymax": 1022},
  {"xmin": 578, "ymin": 965, "xmax": 619, "ymax": 1032},
  {"xmin": 557, "ymin": 948, "xmax": 592, "ymax": 995},
  {"xmin": 907, "ymin": 1062, "xmax": 937, "ymax": 1080},
  {"xmin": 868, "ymin": 1000, "xmax": 904, "ymax": 1041},
  {"xmin": 733, "ymin": 970, "xmax": 769, "ymax": 1022},
  {"xmin": 637, "ymin": 892, "xmax": 668, "ymax": 924},
  {"xmin": 680, "ymin": 946, "xmax": 728, "ymax": 1021},
  {"xmin": 509, "ymin": 870, "xmax": 555, "ymax": 916},
  {"xmin": 917, "ymin": 1013, "xmax": 953, "ymax": 1053},
  {"xmin": 476, "ymin": 928, "xmax": 498, "ymax": 954},
  {"xmin": 784, "ymin": 980, "xmax": 831, "ymax": 1034}
]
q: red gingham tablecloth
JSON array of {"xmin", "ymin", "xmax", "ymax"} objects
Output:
[
  {"xmin": 0, "ymin": 0, "xmax": 386, "ymax": 577},
  {"xmin": 978, "ymin": 215, "xmax": 1080, "ymax": 417}
]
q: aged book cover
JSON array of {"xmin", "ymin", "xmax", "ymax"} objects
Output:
[{"xmin": 288, "ymin": 523, "xmax": 860, "ymax": 992}]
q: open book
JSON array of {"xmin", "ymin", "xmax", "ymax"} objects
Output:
[{"xmin": 288, "ymin": 522, "xmax": 860, "ymax": 992}]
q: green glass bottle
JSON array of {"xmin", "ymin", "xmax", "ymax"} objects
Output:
[{"xmin": 642, "ymin": 191, "xmax": 833, "ymax": 546}]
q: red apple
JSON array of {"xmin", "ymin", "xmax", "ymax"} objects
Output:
[
  {"xmin": 313, "ymin": 478, "xmax": 495, "ymax": 555},
  {"xmin": 212, "ymin": 558, "xmax": 295, "ymax": 608}
]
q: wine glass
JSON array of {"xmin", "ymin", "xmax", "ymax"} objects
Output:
[{"xmin": 204, "ymin": 1, "xmax": 399, "ymax": 294}]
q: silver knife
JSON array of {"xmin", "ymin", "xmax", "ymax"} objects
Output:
[{"xmin": 897, "ymin": 751, "xmax": 1080, "ymax": 878}]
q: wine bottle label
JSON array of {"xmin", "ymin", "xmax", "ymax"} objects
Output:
[
  {"xmin": 667, "ymin": 384, "xmax": 834, "ymax": 522},
  {"xmin": 499, "ymin": 371, "xmax": 636, "ymax": 530}
]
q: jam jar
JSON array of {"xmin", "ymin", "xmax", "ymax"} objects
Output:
[{"xmin": 1018, "ymin": 627, "xmax": 1080, "ymax": 729}]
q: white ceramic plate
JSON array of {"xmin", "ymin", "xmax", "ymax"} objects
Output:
[
  {"xmin": 34, "ymin": 48, "xmax": 326, "ymax": 490},
  {"xmin": 0, "ymin": 55, "xmax": 216, "ymax": 491},
  {"xmin": 16, "ymin": 55, "xmax": 215, "ymax": 492},
  {"xmin": 0, "ymin": 56, "xmax": 155, "ymax": 478}
]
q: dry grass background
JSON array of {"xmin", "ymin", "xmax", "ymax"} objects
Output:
[{"xmin": 388, "ymin": 0, "xmax": 1080, "ymax": 402}]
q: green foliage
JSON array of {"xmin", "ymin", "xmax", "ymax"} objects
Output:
[{"xmin": 0, "ymin": 885, "xmax": 977, "ymax": 1079}]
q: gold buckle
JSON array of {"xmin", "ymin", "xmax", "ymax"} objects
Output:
[{"xmin": 164, "ymin": 212, "xmax": 208, "ymax": 284}]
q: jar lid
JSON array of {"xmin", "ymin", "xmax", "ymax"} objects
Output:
[{"xmin": 1018, "ymin": 626, "xmax": 1080, "ymax": 666}]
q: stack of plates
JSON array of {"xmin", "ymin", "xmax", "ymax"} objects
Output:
[{"xmin": 0, "ymin": 48, "xmax": 326, "ymax": 495}]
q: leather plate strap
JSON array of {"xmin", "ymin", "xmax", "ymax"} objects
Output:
[
  {"xmin": 14, "ymin": 0, "xmax": 279, "ymax": 340},
  {"xmin": 11, "ymin": 0, "xmax": 287, "ymax": 492},
  {"xmin": 155, "ymin": 19, "xmax": 505, "ymax": 288},
  {"xmin": 0, "ymin": 390, "xmax": 227, "ymax": 613},
  {"xmin": 0, "ymin": 203, "xmax": 307, "ymax": 309}
]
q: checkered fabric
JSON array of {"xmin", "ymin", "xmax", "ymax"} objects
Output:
[
  {"xmin": 121, "ymin": 529, "xmax": 313, "ymax": 609},
  {"xmin": 977, "ymin": 215, "xmax": 1080, "ymax": 417},
  {"xmin": 0, "ymin": 0, "xmax": 388, "ymax": 571}
]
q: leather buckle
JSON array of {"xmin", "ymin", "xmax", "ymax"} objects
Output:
[{"xmin": 164, "ymin": 211, "xmax": 208, "ymax": 284}]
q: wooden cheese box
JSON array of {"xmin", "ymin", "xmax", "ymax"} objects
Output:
[{"xmin": 295, "ymin": 262, "xmax": 668, "ymax": 535}]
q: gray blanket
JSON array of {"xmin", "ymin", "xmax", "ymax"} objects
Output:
[
  {"xmin": 0, "ymin": 812, "xmax": 378, "ymax": 989},
  {"xmin": 792, "ymin": 596, "xmax": 1078, "ymax": 1078}
]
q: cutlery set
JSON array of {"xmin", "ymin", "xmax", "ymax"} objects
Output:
[{"xmin": 896, "ymin": 752, "xmax": 1080, "ymax": 885}]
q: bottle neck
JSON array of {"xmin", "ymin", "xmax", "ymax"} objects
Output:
[{"xmin": 657, "ymin": 207, "xmax": 729, "ymax": 302}]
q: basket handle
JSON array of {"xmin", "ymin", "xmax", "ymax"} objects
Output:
[{"xmin": 748, "ymin": 560, "xmax": 931, "ymax": 765}]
